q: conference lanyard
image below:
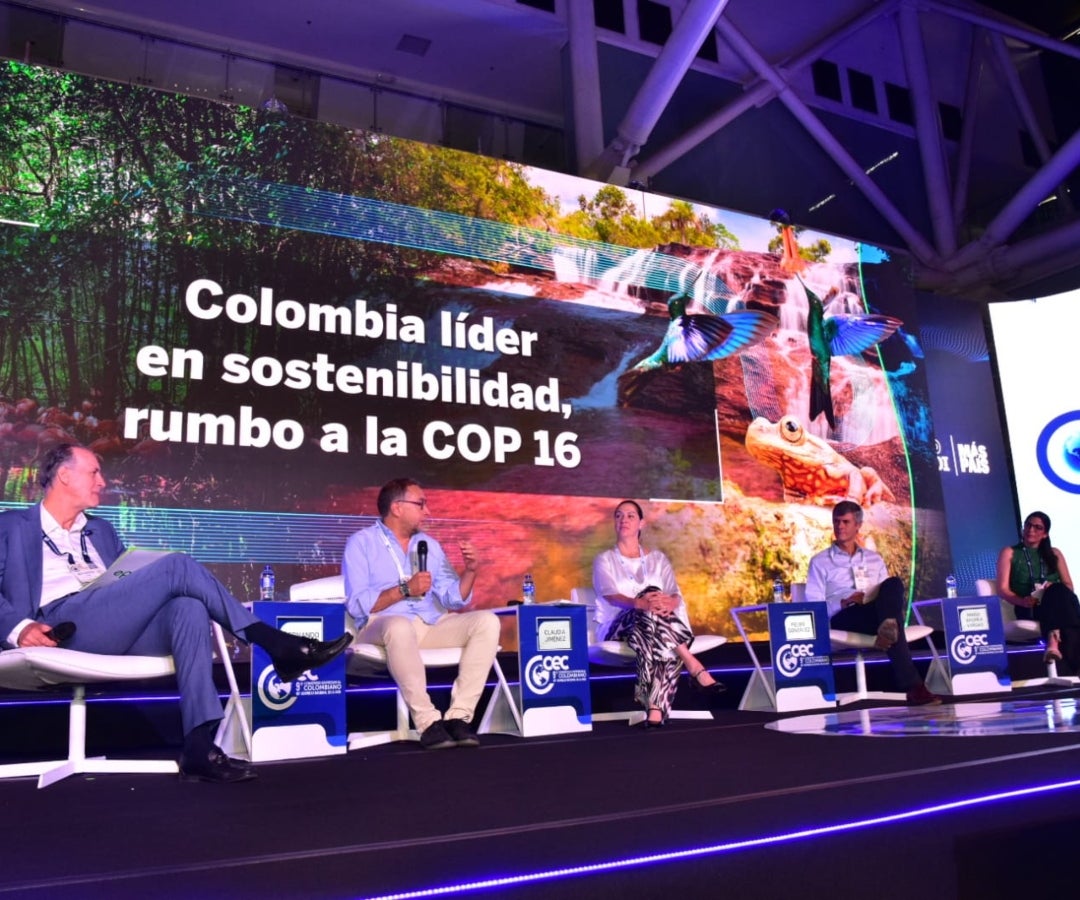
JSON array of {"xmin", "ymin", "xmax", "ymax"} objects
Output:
[
  {"xmin": 42, "ymin": 529, "xmax": 93, "ymax": 566},
  {"xmin": 377, "ymin": 526, "xmax": 411, "ymax": 584},
  {"xmin": 42, "ymin": 527, "xmax": 101, "ymax": 586},
  {"xmin": 1020, "ymin": 547, "xmax": 1045, "ymax": 587}
]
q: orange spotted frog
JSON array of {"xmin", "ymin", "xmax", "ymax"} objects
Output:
[{"xmin": 745, "ymin": 415, "xmax": 895, "ymax": 506}]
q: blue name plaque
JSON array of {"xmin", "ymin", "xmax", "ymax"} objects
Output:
[
  {"xmin": 940, "ymin": 596, "xmax": 1010, "ymax": 694},
  {"xmin": 768, "ymin": 602, "xmax": 836, "ymax": 711},
  {"xmin": 516, "ymin": 604, "xmax": 592, "ymax": 736},
  {"xmin": 250, "ymin": 601, "xmax": 348, "ymax": 760}
]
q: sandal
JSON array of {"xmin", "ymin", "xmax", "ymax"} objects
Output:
[
  {"xmin": 1044, "ymin": 630, "xmax": 1063, "ymax": 663},
  {"xmin": 688, "ymin": 667, "xmax": 727, "ymax": 696}
]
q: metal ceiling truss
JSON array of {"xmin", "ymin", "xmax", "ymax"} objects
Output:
[{"xmin": 577, "ymin": 0, "xmax": 1080, "ymax": 298}]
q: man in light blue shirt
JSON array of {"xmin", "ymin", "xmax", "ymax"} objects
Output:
[
  {"xmin": 343, "ymin": 478, "xmax": 499, "ymax": 749},
  {"xmin": 806, "ymin": 500, "xmax": 940, "ymax": 705}
]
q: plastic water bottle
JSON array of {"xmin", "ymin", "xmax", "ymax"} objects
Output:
[
  {"xmin": 945, "ymin": 573, "xmax": 958, "ymax": 599},
  {"xmin": 772, "ymin": 577, "xmax": 785, "ymax": 603},
  {"xmin": 259, "ymin": 565, "xmax": 275, "ymax": 601},
  {"xmin": 522, "ymin": 573, "xmax": 535, "ymax": 604}
]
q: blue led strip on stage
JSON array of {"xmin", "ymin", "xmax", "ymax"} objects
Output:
[
  {"xmin": 0, "ymin": 502, "xmax": 374, "ymax": 565},
  {"xmin": 355, "ymin": 778, "xmax": 1080, "ymax": 900},
  {"xmin": 193, "ymin": 175, "xmax": 733, "ymax": 305}
]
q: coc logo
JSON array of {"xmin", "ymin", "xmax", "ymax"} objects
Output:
[
  {"xmin": 775, "ymin": 642, "xmax": 815, "ymax": 678},
  {"xmin": 256, "ymin": 665, "xmax": 316, "ymax": 711},
  {"xmin": 1036, "ymin": 411, "xmax": 1080, "ymax": 494},
  {"xmin": 524, "ymin": 654, "xmax": 570, "ymax": 695},
  {"xmin": 950, "ymin": 633, "xmax": 988, "ymax": 665}
]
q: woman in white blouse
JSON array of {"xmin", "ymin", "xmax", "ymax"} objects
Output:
[{"xmin": 591, "ymin": 500, "xmax": 724, "ymax": 727}]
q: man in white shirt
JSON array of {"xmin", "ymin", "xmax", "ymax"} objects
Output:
[
  {"xmin": 805, "ymin": 500, "xmax": 940, "ymax": 705},
  {"xmin": 342, "ymin": 478, "xmax": 499, "ymax": 749}
]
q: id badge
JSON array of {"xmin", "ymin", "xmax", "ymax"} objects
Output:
[{"xmin": 852, "ymin": 565, "xmax": 870, "ymax": 593}]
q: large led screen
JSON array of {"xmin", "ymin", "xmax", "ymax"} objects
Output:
[
  {"xmin": 0, "ymin": 61, "xmax": 950, "ymax": 634},
  {"xmin": 989, "ymin": 291, "xmax": 1080, "ymax": 563}
]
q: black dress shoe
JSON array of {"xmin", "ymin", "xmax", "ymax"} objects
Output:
[
  {"xmin": 419, "ymin": 720, "xmax": 458, "ymax": 750},
  {"xmin": 444, "ymin": 717, "xmax": 480, "ymax": 747},
  {"xmin": 213, "ymin": 746, "xmax": 255, "ymax": 774},
  {"xmin": 271, "ymin": 633, "xmax": 353, "ymax": 683},
  {"xmin": 179, "ymin": 747, "xmax": 258, "ymax": 784}
]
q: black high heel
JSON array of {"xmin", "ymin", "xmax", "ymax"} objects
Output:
[
  {"xmin": 644, "ymin": 708, "xmax": 665, "ymax": 729},
  {"xmin": 689, "ymin": 668, "xmax": 727, "ymax": 696}
]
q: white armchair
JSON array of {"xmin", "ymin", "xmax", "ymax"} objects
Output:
[
  {"xmin": 289, "ymin": 575, "xmax": 518, "ymax": 747},
  {"xmin": 974, "ymin": 577, "xmax": 1040, "ymax": 644},
  {"xmin": 829, "ymin": 623, "xmax": 934, "ymax": 704},
  {"xmin": 0, "ymin": 623, "xmax": 248, "ymax": 788}
]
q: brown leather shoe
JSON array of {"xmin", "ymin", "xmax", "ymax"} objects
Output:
[
  {"xmin": 874, "ymin": 618, "xmax": 899, "ymax": 650},
  {"xmin": 906, "ymin": 682, "xmax": 942, "ymax": 706}
]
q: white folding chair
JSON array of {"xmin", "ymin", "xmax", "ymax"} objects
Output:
[
  {"xmin": 974, "ymin": 578, "xmax": 1041, "ymax": 644},
  {"xmin": 289, "ymin": 576, "xmax": 519, "ymax": 747},
  {"xmin": 570, "ymin": 586, "xmax": 726, "ymax": 724},
  {"xmin": 0, "ymin": 623, "xmax": 248, "ymax": 788},
  {"xmin": 830, "ymin": 623, "xmax": 934, "ymax": 705}
]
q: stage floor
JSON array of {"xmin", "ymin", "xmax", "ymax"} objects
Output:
[
  {"xmin": 2, "ymin": 648, "xmax": 1080, "ymax": 900},
  {"xmin": 771, "ymin": 695, "xmax": 1080, "ymax": 736}
]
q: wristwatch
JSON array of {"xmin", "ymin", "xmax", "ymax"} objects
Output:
[{"xmin": 398, "ymin": 580, "xmax": 411, "ymax": 598}]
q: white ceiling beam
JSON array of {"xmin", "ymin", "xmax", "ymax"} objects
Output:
[
  {"xmin": 943, "ymin": 120, "xmax": 1080, "ymax": 272},
  {"xmin": 897, "ymin": 1, "xmax": 957, "ymax": 256},
  {"xmin": 714, "ymin": 16, "xmax": 940, "ymax": 265},
  {"xmin": 567, "ymin": 0, "xmax": 606, "ymax": 175},
  {"xmin": 583, "ymin": 0, "xmax": 730, "ymax": 181},
  {"xmin": 633, "ymin": 0, "xmax": 896, "ymax": 182},
  {"xmin": 951, "ymin": 30, "xmax": 987, "ymax": 226},
  {"xmin": 925, "ymin": 0, "xmax": 1080, "ymax": 61},
  {"xmin": 985, "ymin": 29, "xmax": 1073, "ymax": 214},
  {"xmin": 921, "ymin": 213, "xmax": 1080, "ymax": 293}
]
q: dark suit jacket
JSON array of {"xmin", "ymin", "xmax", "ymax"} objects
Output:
[{"xmin": 0, "ymin": 503, "xmax": 125, "ymax": 644}]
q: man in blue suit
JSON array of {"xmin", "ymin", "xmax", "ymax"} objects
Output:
[{"xmin": 0, "ymin": 443, "xmax": 352, "ymax": 783}]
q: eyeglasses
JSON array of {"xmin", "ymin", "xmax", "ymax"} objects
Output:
[
  {"xmin": 397, "ymin": 499, "xmax": 427, "ymax": 509},
  {"xmin": 1023, "ymin": 522, "xmax": 1046, "ymax": 532}
]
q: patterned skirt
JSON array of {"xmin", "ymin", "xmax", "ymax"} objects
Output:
[{"xmin": 605, "ymin": 609, "xmax": 694, "ymax": 717}]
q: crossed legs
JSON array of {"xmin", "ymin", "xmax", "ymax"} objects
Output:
[{"xmin": 829, "ymin": 576, "xmax": 922, "ymax": 691}]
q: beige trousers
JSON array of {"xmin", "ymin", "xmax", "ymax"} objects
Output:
[{"xmin": 356, "ymin": 610, "xmax": 500, "ymax": 732}]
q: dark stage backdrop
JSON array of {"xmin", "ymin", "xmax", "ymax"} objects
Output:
[
  {"xmin": 917, "ymin": 292, "xmax": 1018, "ymax": 596},
  {"xmin": 0, "ymin": 61, "xmax": 954, "ymax": 636}
]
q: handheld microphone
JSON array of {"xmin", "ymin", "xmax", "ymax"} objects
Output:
[
  {"xmin": 48, "ymin": 621, "xmax": 77, "ymax": 645},
  {"xmin": 417, "ymin": 540, "xmax": 428, "ymax": 572}
]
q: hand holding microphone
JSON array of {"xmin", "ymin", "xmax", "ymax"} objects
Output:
[{"xmin": 408, "ymin": 540, "xmax": 432, "ymax": 597}]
